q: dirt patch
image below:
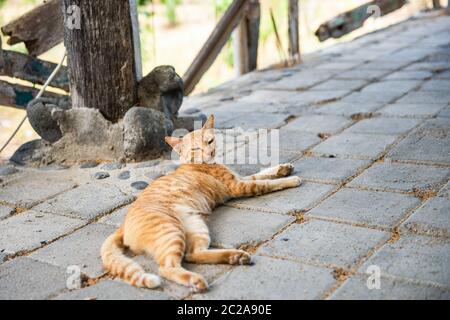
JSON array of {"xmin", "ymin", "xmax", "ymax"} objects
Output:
[
  {"xmin": 351, "ymin": 112, "xmax": 374, "ymax": 121},
  {"xmin": 388, "ymin": 227, "xmax": 400, "ymax": 244},
  {"xmin": 333, "ymin": 267, "xmax": 351, "ymax": 281},
  {"xmin": 411, "ymin": 188, "xmax": 437, "ymax": 201}
]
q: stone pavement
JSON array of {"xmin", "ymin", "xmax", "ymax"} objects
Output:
[{"xmin": 1, "ymin": 14, "xmax": 450, "ymax": 300}]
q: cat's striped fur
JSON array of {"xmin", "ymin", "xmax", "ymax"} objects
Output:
[{"xmin": 101, "ymin": 115, "xmax": 301, "ymax": 292}]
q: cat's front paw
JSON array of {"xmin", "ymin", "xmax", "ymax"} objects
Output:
[
  {"xmin": 188, "ymin": 273, "xmax": 208, "ymax": 293},
  {"xmin": 229, "ymin": 250, "xmax": 252, "ymax": 265},
  {"xmin": 277, "ymin": 163, "xmax": 294, "ymax": 177}
]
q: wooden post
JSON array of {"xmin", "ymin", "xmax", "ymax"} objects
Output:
[
  {"xmin": 183, "ymin": 0, "xmax": 249, "ymax": 95},
  {"xmin": 233, "ymin": 0, "xmax": 260, "ymax": 75},
  {"xmin": 62, "ymin": 0, "xmax": 139, "ymax": 122},
  {"xmin": 432, "ymin": 0, "xmax": 441, "ymax": 9},
  {"xmin": 288, "ymin": 0, "xmax": 300, "ymax": 64}
]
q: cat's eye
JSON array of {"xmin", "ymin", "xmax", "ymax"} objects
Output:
[
  {"xmin": 207, "ymin": 138, "xmax": 215, "ymax": 145},
  {"xmin": 191, "ymin": 148, "xmax": 201, "ymax": 151}
]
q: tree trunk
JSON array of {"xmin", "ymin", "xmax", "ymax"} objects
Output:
[
  {"xmin": 62, "ymin": 0, "xmax": 138, "ymax": 122},
  {"xmin": 288, "ymin": 0, "xmax": 300, "ymax": 63}
]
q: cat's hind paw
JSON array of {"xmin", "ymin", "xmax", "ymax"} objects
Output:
[
  {"xmin": 277, "ymin": 163, "xmax": 294, "ymax": 177},
  {"xmin": 229, "ymin": 250, "xmax": 252, "ymax": 265}
]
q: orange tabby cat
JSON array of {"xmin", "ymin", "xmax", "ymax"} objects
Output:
[{"xmin": 101, "ymin": 115, "xmax": 301, "ymax": 292}]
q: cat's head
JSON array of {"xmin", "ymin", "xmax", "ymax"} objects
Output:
[{"xmin": 165, "ymin": 115, "xmax": 216, "ymax": 164}]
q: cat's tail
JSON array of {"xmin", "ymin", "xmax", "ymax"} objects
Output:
[{"xmin": 101, "ymin": 226, "xmax": 161, "ymax": 289}]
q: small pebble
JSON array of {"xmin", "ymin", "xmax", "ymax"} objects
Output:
[
  {"xmin": 118, "ymin": 171, "xmax": 131, "ymax": 180},
  {"xmin": 281, "ymin": 238, "xmax": 289, "ymax": 242},
  {"xmin": 131, "ymin": 181, "xmax": 149, "ymax": 190},
  {"xmin": 94, "ymin": 172, "xmax": 110, "ymax": 180},
  {"xmin": 80, "ymin": 161, "xmax": 99, "ymax": 169},
  {"xmin": 101, "ymin": 163, "xmax": 125, "ymax": 171}
]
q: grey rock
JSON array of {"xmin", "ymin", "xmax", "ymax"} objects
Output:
[
  {"xmin": 123, "ymin": 107, "xmax": 173, "ymax": 161},
  {"xmin": 101, "ymin": 163, "xmax": 124, "ymax": 171},
  {"xmin": 26, "ymin": 98, "xmax": 69, "ymax": 143},
  {"xmin": 131, "ymin": 181, "xmax": 149, "ymax": 190},
  {"xmin": 138, "ymin": 65, "xmax": 183, "ymax": 118},
  {"xmin": 93, "ymin": 172, "xmax": 110, "ymax": 180},
  {"xmin": 79, "ymin": 161, "xmax": 99, "ymax": 169},
  {"xmin": 118, "ymin": 171, "xmax": 131, "ymax": 180}
]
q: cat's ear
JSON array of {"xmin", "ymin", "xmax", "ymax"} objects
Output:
[
  {"xmin": 203, "ymin": 115, "xmax": 215, "ymax": 130},
  {"xmin": 165, "ymin": 136, "xmax": 182, "ymax": 151}
]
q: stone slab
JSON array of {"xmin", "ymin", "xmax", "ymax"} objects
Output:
[
  {"xmin": 401, "ymin": 197, "xmax": 450, "ymax": 238},
  {"xmin": 397, "ymin": 91, "xmax": 450, "ymax": 104},
  {"xmin": 30, "ymin": 223, "xmax": 116, "ymax": 278},
  {"xmin": 209, "ymin": 206, "xmax": 294, "ymax": 249},
  {"xmin": 379, "ymin": 103, "xmax": 446, "ymax": 118},
  {"xmin": 292, "ymin": 157, "xmax": 370, "ymax": 183},
  {"xmin": 310, "ymin": 79, "xmax": 368, "ymax": 91},
  {"xmin": 229, "ymin": 182, "xmax": 336, "ymax": 214},
  {"xmin": 345, "ymin": 117, "xmax": 419, "ymax": 135},
  {"xmin": 0, "ymin": 211, "xmax": 85, "ymax": 256},
  {"xmin": 283, "ymin": 115, "xmax": 351, "ymax": 134},
  {"xmin": 0, "ymin": 205, "xmax": 13, "ymax": 220},
  {"xmin": 360, "ymin": 235, "xmax": 450, "ymax": 285},
  {"xmin": 308, "ymin": 188, "xmax": 420, "ymax": 229},
  {"xmin": 258, "ymin": 220, "xmax": 388, "ymax": 268},
  {"xmin": 194, "ymin": 256, "xmax": 336, "ymax": 300},
  {"xmin": 315, "ymin": 102, "xmax": 384, "ymax": 117},
  {"xmin": 34, "ymin": 183, "xmax": 135, "ymax": 220},
  {"xmin": 0, "ymin": 257, "xmax": 68, "ymax": 300},
  {"xmin": 98, "ymin": 206, "xmax": 129, "ymax": 228},
  {"xmin": 331, "ymin": 275, "xmax": 450, "ymax": 300},
  {"xmin": 349, "ymin": 162, "xmax": 450, "ymax": 192},
  {"xmin": 312, "ymin": 133, "xmax": 398, "ymax": 159}
]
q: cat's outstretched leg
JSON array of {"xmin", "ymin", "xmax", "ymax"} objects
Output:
[
  {"xmin": 243, "ymin": 163, "xmax": 294, "ymax": 180},
  {"xmin": 182, "ymin": 214, "xmax": 251, "ymax": 265},
  {"xmin": 151, "ymin": 223, "xmax": 207, "ymax": 292},
  {"xmin": 229, "ymin": 176, "xmax": 301, "ymax": 197}
]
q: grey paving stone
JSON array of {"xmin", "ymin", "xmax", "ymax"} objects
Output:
[
  {"xmin": 438, "ymin": 181, "xmax": 450, "ymax": 198},
  {"xmin": 336, "ymin": 69, "xmax": 390, "ymax": 80},
  {"xmin": 331, "ymin": 275, "xmax": 450, "ymax": 300},
  {"xmin": 0, "ymin": 257, "xmax": 68, "ymax": 300},
  {"xmin": 379, "ymin": 103, "xmax": 446, "ymax": 118},
  {"xmin": 30, "ymin": 223, "xmax": 116, "ymax": 278},
  {"xmin": 34, "ymin": 183, "xmax": 135, "ymax": 220},
  {"xmin": 420, "ymin": 79, "xmax": 450, "ymax": 91},
  {"xmin": 360, "ymin": 235, "xmax": 450, "ymax": 285},
  {"xmin": 0, "ymin": 165, "xmax": 18, "ymax": 176},
  {"xmin": 383, "ymin": 70, "xmax": 434, "ymax": 80},
  {"xmin": 310, "ymin": 79, "xmax": 368, "ymax": 91},
  {"xmin": 315, "ymin": 101, "xmax": 384, "ymax": 117},
  {"xmin": 361, "ymin": 80, "xmax": 423, "ymax": 94},
  {"xmin": 230, "ymin": 182, "xmax": 336, "ymax": 214},
  {"xmin": 397, "ymin": 90, "xmax": 450, "ymax": 104},
  {"xmin": 312, "ymin": 133, "xmax": 398, "ymax": 159},
  {"xmin": 259, "ymin": 220, "xmax": 388, "ymax": 268},
  {"xmin": 194, "ymin": 256, "xmax": 336, "ymax": 300},
  {"xmin": 0, "ymin": 252, "xmax": 6, "ymax": 264},
  {"xmin": 265, "ymin": 70, "xmax": 334, "ymax": 90},
  {"xmin": 404, "ymin": 61, "xmax": 450, "ymax": 71},
  {"xmin": 349, "ymin": 162, "xmax": 450, "ymax": 192},
  {"xmin": 401, "ymin": 197, "xmax": 450, "ymax": 238},
  {"xmin": 0, "ymin": 205, "xmax": 14, "ymax": 220},
  {"xmin": 0, "ymin": 172, "xmax": 77, "ymax": 209},
  {"xmin": 283, "ymin": 115, "xmax": 351, "ymax": 134},
  {"xmin": 277, "ymin": 130, "xmax": 322, "ymax": 152},
  {"xmin": 345, "ymin": 117, "xmax": 419, "ymax": 135},
  {"xmin": 341, "ymin": 91, "xmax": 404, "ymax": 104},
  {"xmin": 436, "ymin": 70, "xmax": 450, "ymax": 79},
  {"xmin": 317, "ymin": 61, "xmax": 362, "ymax": 70},
  {"xmin": 292, "ymin": 157, "xmax": 370, "ymax": 183},
  {"xmin": 359, "ymin": 60, "xmax": 410, "ymax": 70},
  {"xmin": 387, "ymin": 118, "xmax": 450, "ymax": 164},
  {"xmin": 438, "ymin": 106, "xmax": 450, "ymax": 118},
  {"xmin": 0, "ymin": 211, "xmax": 85, "ymax": 256},
  {"xmin": 308, "ymin": 188, "xmax": 420, "ymax": 229},
  {"xmin": 54, "ymin": 279, "xmax": 171, "ymax": 300},
  {"xmin": 98, "ymin": 206, "xmax": 129, "ymax": 228},
  {"xmin": 209, "ymin": 207, "xmax": 294, "ymax": 249},
  {"xmin": 221, "ymin": 113, "xmax": 289, "ymax": 130}
]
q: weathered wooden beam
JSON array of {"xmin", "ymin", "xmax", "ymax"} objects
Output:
[
  {"xmin": 0, "ymin": 49, "xmax": 69, "ymax": 91},
  {"xmin": 288, "ymin": 0, "xmax": 300, "ymax": 63},
  {"xmin": 183, "ymin": 0, "xmax": 249, "ymax": 95},
  {"xmin": 315, "ymin": 0, "xmax": 407, "ymax": 42},
  {"xmin": 62, "ymin": 0, "xmax": 138, "ymax": 122},
  {"xmin": 0, "ymin": 80, "xmax": 67, "ymax": 110},
  {"xmin": 233, "ymin": 0, "xmax": 260, "ymax": 76},
  {"xmin": 1, "ymin": 0, "xmax": 63, "ymax": 56}
]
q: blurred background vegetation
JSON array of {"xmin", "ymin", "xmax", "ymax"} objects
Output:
[{"xmin": 0, "ymin": 0, "xmax": 443, "ymax": 159}]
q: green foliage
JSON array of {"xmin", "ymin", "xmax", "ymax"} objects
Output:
[
  {"xmin": 213, "ymin": 0, "xmax": 233, "ymax": 17},
  {"xmin": 138, "ymin": 0, "xmax": 181, "ymax": 26}
]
